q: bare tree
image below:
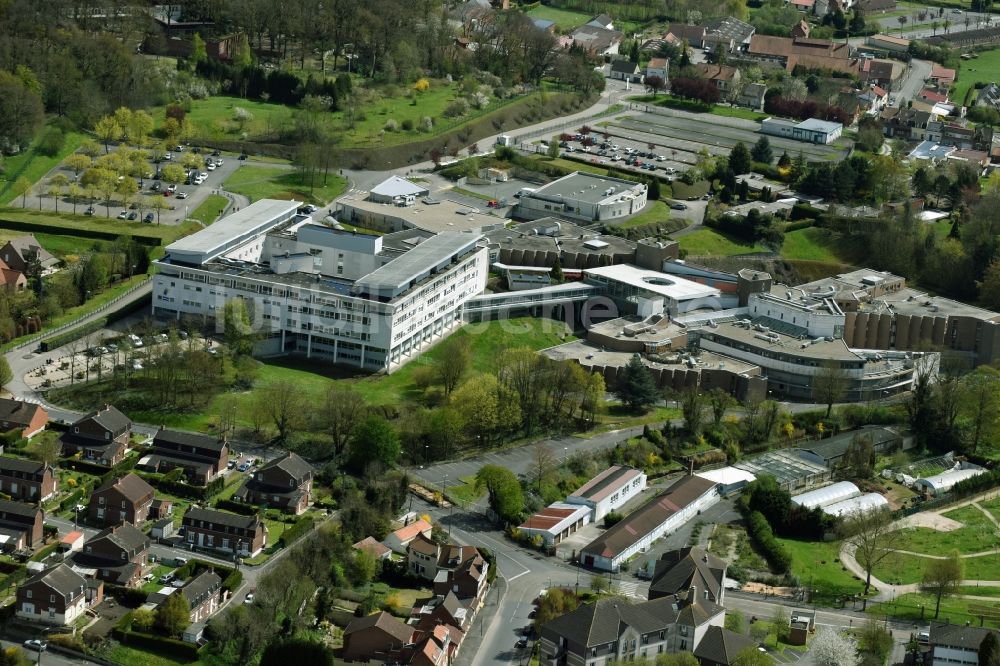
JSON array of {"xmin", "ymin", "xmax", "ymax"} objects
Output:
[
  {"xmin": 264, "ymin": 379, "xmax": 303, "ymax": 443},
  {"xmin": 840, "ymin": 506, "xmax": 901, "ymax": 597},
  {"xmin": 813, "ymin": 361, "xmax": 850, "ymax": 417},
  {"xmin": 921, "ymin": 550, "xmax": 964, "ymax": 618},
  {"xmin": 216, "ymin": 393, "xmax": 240, "ymax": 440},
  {"xmin": 531, "ymin": 441, "xmax": 556, "ymax": 493},
  {"xmin": 434, "ymin": 336, "xmax": 470, "ymax": 396},
  {"xmin": 322, "ymin": 384, "xmax": 366, "ymax": 456},
  {"xmin": 66, "ymin": 337, "xmax": 82, "ymax": 386}
]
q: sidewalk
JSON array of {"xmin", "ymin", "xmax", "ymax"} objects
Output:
[{"xmin": 454, "ymin": 578, "xmax": 506, "ymax": 666}]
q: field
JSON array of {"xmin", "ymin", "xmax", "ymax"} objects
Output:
[
  {"xmin": 164, "ymin": 96, "xmax": 296, "ymax": 142},
  {"xmin": 190, "ymin": 194, "xmax": 229, "ymax": 225},
  {"xmin": 775, "ymin": 537, "xmax": 868, "ymax": 602},
  {"xmin": 781, "ymin": 227, "xmax": 846, "ymax": 262},
  {"xmin": 953, "ymin": 48, "xmax": 1000, "ymax": 105},
  {"xmin": 615, "ymin": 200, "xmax": 673, "ymax": 229},
  {"xmin": 222, "ymin": 165, "xmax": 347, "ymax": 205},
  {"xmin": 890, "ymin": 504, "xmax": 996, "ymax": 556},
  {"xmin": 631, "ymin": 94, "xmax": 769, "ymax": 122},
  {"xmin": 870, "ymin": 592, "xmax": 1000, "ymax": 628},
  {"xmin": 0, "ymin": 126, "xmax": 87, "ymax": 205},
  {"xmin": 677, "ymin": 228, "xmax": 767, "ymax": 256},
  {"xmin": 872, "ymin": 551, "xmax": 1000, "ymax": 585},
  {"xmin": 49, "ymin": 317, "xmax": 576, "ymax": 432},
  {"xmin": 526, "ymin": 5, "xmax": 593, "ymax": 31}
]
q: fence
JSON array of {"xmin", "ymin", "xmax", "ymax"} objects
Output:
[{"xmin": 1, "ymin": 278, "xmax": 151, "ymax": 354}]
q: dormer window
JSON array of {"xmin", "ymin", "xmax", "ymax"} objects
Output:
[
  {"xmin": 74, "ymin": 427, "xmax": 79, "ymax": 433},
  {"xmin": 105, "ymin": 432, "xmax": 110, "ymax": 440}
]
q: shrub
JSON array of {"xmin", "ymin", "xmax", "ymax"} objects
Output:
[
  {"xmin": 384, "ymin": 118, "xmax": 398, "ymax": 132},
  {"xmin": 421, "ymin": 116, "xmax": 433, "ymax": 131},
  {"xmin": 444, "ymin": 99, "xmax": 469, "ymax": 118},
  {"xmin": 401, "ymin": 118, "xmax": 414, "ymax": 131},
  {"xmin": 747, "ymin": 510, "xmax": 791, "ymax": 573},
  {"xmin": 279, "ymin": 514, "xmax": 316, "ymax": 547},
  {"xmin": 603, "ymin": 511, "xmax": 624, "ymax": 528},
  {"xmin": 37, "ymin": 128, "xmax": 66, "ymax": 157}
]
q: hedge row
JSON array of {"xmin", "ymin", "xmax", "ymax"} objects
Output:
[
  {"xmin": 141, "ymin": 472, "xmax": 224, "ymax": 500},
  {"xmin": 747, "ymin": 510, "xmax": 791, "ymax": 574},
  {"xmin": 950, "ymin": 468, "xmax": 1000, "ymax": 499},
  {"xmin": 213, "ymin": 499, "xmax": 259, "ymax": 516},
  {"xmin": 278, "ymin": 515, "xmax": 316, "ymax": 548},
  {"xmin": 0, "ymin": 216, "xmax": 164, "ymax": 246},
  {"xmin": 222, "ymin": 569, "xmax": 243, "ymax": 593},
  {"xmin": 113, "ymin": 627, "xmax": 201, "ymax": 660}
]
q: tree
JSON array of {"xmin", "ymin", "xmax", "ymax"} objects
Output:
[
  {"xmin": 978, "ymin": 259, "xmax": 1000, "ymax": 310},
  {"xmin": 322, "ymin": 384, "xmax": 366, "ymax": 456},
  {"xmin": 921, "ymin": 550, "xmax": 964, "ymax": 618},
  {"xmin": 813, "ymin": 361, "xmax": 849, "ymax": 417},
  {"xmin": 980, "ymin": 632, "xmax": 1000, "ymax": 666},
  {"xmin": 223, "ymin": 300, "xmax": 256, "ymax": 357},
  {"xmin": 160, "ymin": 164, "xmax": 186, "ymax": 185},
  {"xmin": 859, "ymin": 619, "xmax": 893, "ymax": 663},
  {"xmin": 616, "ymin": 353, "xmax": 659, "ymax": 411},
  {"xmin": 550, "ymin": 257, "xmax": 564, "ymax": 284},
  {"xmin": 260, "ymin": 639, "xmax": 334, "ymax": 666},
  {"xmin": 0, "ymin": 70, "xmax": 44, "ymax": 151},
  {"xmin": 733, "ymin": 646, "xmax": 775, "ymax": 666},
  {"xmin": 648, "ymin": 176, "xmax": 661, "ymax": 201},
  {"xmin": 28, "ymin": 437, "xmax": 61, "ymax": 466},
  {"xmin": 707, "ymin": 388, "xmax": 735, "ymax": 429},
  {"xmin": 435, "ymin": 336, "xmax": 470, "ymax": 395},
  {"xmin": 840, "ymin": 506, "xmax": 901, "ymax": 596},
  {"xmin": 959, "ymin": 367, "xmax": 1000, "ymax": 455},
  {"xmin": 645, "ymin": 75, "xmax": 666, "ymax": 95},
  {"xmin": 348, "ymin": 548, "xmax": 379, "ymax": 586},
  {"xmin": 264, "ymin": 379, "xmax": 303, "ymax": 442},
  {"xmin": 475, "ymin": 464, "xmax": 524, "ymax": 524},
  {"xmin": 156, "ymin": 589, "xmax": 190, "ymax": 636},
  {"xmin": 349, "ymin": 415, "xmax": 400, "ymax": 472},
  {"xmin": 590, "ymin": 574, "xmax": 610, "ymax": 593},
  {"xmin": 656, "ymin": 654, "xmax": 700, "ymax": 666},
  {"xmin": 729, "ymin": 142, "xmax": 752, "ymax": 175},
  {"xmin": 811, "ymin": 629, "xmax": 861, "ymax": 666},
  {"xmin": 531, "ymin": 441, "xmax": 556, "ymax": 493},
  {"xmin": 64, "ymin": 153, "xmax": 91, "ymax": 176},
  {"xmin": 191, "ymin": 32, "xmax": 208, "ymax": 67},
  {"xmin": 94, "ymin": 115, "xmax": 120, "ymax": 153},
  {"xmin": 751, "ymin": 136, "xmax": 773, "ymax": 165},
  {"xmin": 0, "ymin": 356, "xmax": 11, "ymax": 390},
  {"xmin": 850, "ymin": 8, "xmax": 866, "ymax": 34},
  {"xmin": 11, "ymin": 177, "xmax": 31, "ymax": 209},
  {"xmin": 725, "ymin": 609, "xmax": 746, "ymax": 635},
  {"xmin": 548, "ymin": 135, "xmax": 560, "ymax": 158},
  {"xmin": 679, "ymin": 386, "xmax": 706, "ymax": 435}
]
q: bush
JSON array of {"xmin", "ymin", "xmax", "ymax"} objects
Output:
[
  {"xmin": 401, "ymin": 118, "xmax": 414, "ymax": 131},
  {"xmin": 603, "ymin": 511, "xmax": 624, "ymax": 528},
  {"xmin": 279, "ymin": 514, "xmax": 316, "ymax": 547},
  {"xmin": 37, "ymin": 127, "xmax": 66, "ymax": 157},
  {"xmin": 747, "ymin": 510, "xmax": 791, "ymax": 573},
  {"xmin": 214, "ymin": 499, "xmax": 260, "ymax": 515},
  {"xmin": 113, "ymin": 626, "xmax": 201, "ymax": 660},
  {"xmin": 444, "ymin": 99, "xmax": 469, "ymax": 118}
]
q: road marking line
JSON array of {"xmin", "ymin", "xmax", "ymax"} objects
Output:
[{"xmin": 508, "ymin": 571, "xmax": 530, "ymax": 582}]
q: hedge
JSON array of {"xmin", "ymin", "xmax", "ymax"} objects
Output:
[
  {"xmin": 222, "ymin": 569, "xmax": 243, "ymax": 593},
  {"xmin": 113, "ymin": 627, "xmax": 201, "ymax": 660},
  {"xmin": 0, "ymin": 216, "xmax": 164, "ymax": 246},
  {"xmin": 279, "ymin": 515, "xmax": 316, "ymax": 548},
  {"xmin": 141, "ymin": 473, "xmax": 223, "ymax": 500},
  {"xmin": 213, "ymin": 498, "xmax": 259, "ymax": 516},
  {"xmin": 747, "ymin": 510, "xmax": 791, "ymax": 574},
  {"xmin": 790, "ymin": 204, "xmax": 823, "ymax": 222},
  {"xmin": 62, "ymin": 459, "xmax": 112, "ymax": 477},
  {"xmin": 784, "ymin": 219, "xmax": 815, "ymax": 232},
  {"xmin": 58, "ymin": 488, "xmax": 87, "ymax": 512}
]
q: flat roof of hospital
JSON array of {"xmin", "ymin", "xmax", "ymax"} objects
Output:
[
  {"xmin": 338, "ymin": 192, "xmax": 502, "ymax": 234},
  {"xmin": 531, "ymin": 171, "xmax": 645, "ymax": 205},
  {"xmin": 167, "ymin": 199, "xmax": 300, "ymax": 256},
  {"xmin": 354, "ymin": 232, "xmax": 482, "ymax": 293},
  {"xmin": 585, "ymin": 264, "xmax": 721, "ymax": 301},
  {"xmin": 704, "ymin": 321, "xmax": 862, "ymax": 361}
]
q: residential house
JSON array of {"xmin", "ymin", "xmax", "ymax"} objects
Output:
[
  {"xmin": 611, "ymin": 60, "xmax": 640, "ymax": 82},
  {"xmin": 790, "ymin": 20, "xmax": 810, "ymax": 39},
  {"xmin": 539, "ymin": 589, "xmax": 726, "ymax": 665},
  {"xmin": 788, "ymin": 0, "xmax": 815, "ymax": 12},
  {"xmin": 570, "ymin": 25, "xmax": 622, "ymax": 56},
  {"xmin": 59, "ymin": 531, "xmax": 84, "ymax": 554},
  {"xmin": 0, "ymin": 398, "xmax": 48, "ymax": 439},
  {"xmin": 71, "ymin": 523, "xmax": 150, "ymax": 587},
  {"xmin": 918, "ymin": 88, "xmax": 950, "ymax": 105},
  {"xmin": 0, "ymin": 499, "xmax": 44, "ymax": 550},
  {"xmin": 703, "ymin": 17, "xmax": 755, "ymax": 52},
  {"xmin": 929, "ymin": 65, "xmax": 957, "ymax": 87},
  {"xmin": 580, "ymin": 475, "xmax": 719, "ymax": 571},
  {"xmin": 566, "ymin": 466, "xmax": 648, "ymax": 522},
  {"xmin": 231, "ymin": 451, "xmax": 313, "ymax": 514},
  {"xmin": 406, "ymin": 534, "xmax": 489, "ymax": 602},
  {"xmin": 950, "ymin": 149, "xmax": 991, "ymax": 168},
  {"xmin": 181, "ymin": 507, "xmax": 267, "ymax": 558},
  {"xmin": 928, "ymin": 622, "xmax": 999, "ymax": 666},
  {"xmin": 87, "ymin": 473, "xmax": 155, "ymax": 526},
  {"xmin": 0, "ymin": 235, "xmax": 57, "ymax": 273},
  {"xmin": 648, "ymin": 547, "xmax": 728, "ymax": 604},
  {"xmin": 587, "ymin": 14, "xmax": 614, "ymax": 30},
  {"xmin": 645, "ymin": 58, "xmax": 669, "ymax": 85},
  {"xmin": 60, "ymin": 404, "xmax": 131, "ymax": 466},
  {"xmin": 693, "ymin": 63, "xmax": 742, "ymax": 94},
  {"xmin": 694, "ymin": 625, "xmax": 756, "ymax": 666},
  {"xmin": 0, "ymin": 456, "xmax": 57, "ymax": 502},
  {"xmin": 860, "ymin": 58, "xmax": 904, "ymax": 89},
  {"xmin": 16, "ymin": 564, "xmax": 88, "ymax": 626},
  {"xmin": 0, "ymin": 259, "xmax": 26, "ymax": 291},
  {"xmin": 383, "ymin": 518, "xmax": 432, "ymax": 554},
  {"xmin": 747, "ymin": 35, "xmax": 856, "ymax": 74},
  {"xmin": 666, "ymin": 23, "xmax": 706, "ymax": 48},
  {"xmin": 737, "ymin": 82, "xmax": 767, "ymax": 110},
  {"xmin": 178, "ymin": 570, "xmax": 223, "ymax": 623},
  {"xmin": 343, "ymin": 611, "xmax": 420, "ymax": 663},
  {"xmin": 413, "ymin": 591, "xmax": 472, "ymax": 633},
  {"xmin": 881, "ymin": 106, "xmax": 933, "ymax": 139},
  {"xmin": 857, "ymin": 85, "xmax": 889, "ymax": 114},
  {"xmin": 150, "ymin": 498, "xmax": 173, "ymax": 519},
  {"xmin": 141, "ymin": 427, "xmax": 230, "ymax": 485},
  {"xmin": 352, "ymin": 536, "xmax": 392, "ymax": 561}
]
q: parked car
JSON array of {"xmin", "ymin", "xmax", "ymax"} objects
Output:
[
  {"xmin": 244, "ymin": 593, "xmax": 255, "ymax": 605},
  {"xmin": 212, "ymin": 149, "xmax": 221, "ymax": 157},
  {"xmin": 238, "ymin": 462, "xmax": 251, "ymax": 472},
  {"xmin": 84, "ymin": 206, "xmax": 95, "ymax": 215},
  {"xmin": 164, "ymin": 152, "xmax": 173, "ymax": 160},
  {"xmin": 23, "ymin": 640, "xmax": 46, "ymax": 652},
  {"xmin": 515, "ymin": 639, "xmax": 528, "ymax": 649},
  {"xmin": 144, "ymin": 213, "xmax": 155, "ymax": 223},
  {"xmin": 127, "ymin": 212, "xmax": 138, "ymax": 220},
  {"xmin": 176, "ymin": 191, "xmax": 188, "ymax": 199},
  {"xmin": 117, "ymin": 211, "xmax": 128, "ymax": 219},
  {"xmin": 159, "ymin": 573, "xmax": 175, "ymax": 584},
  {"xmin": 670, "ymin": 202, "xmax": 688, "ymax": 210}
]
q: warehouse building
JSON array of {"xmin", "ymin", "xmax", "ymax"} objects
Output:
[
  {"xmin": 517, "ymin": 503, "xmax": 591, "ymax": 547},
  {"xmin": 153, "ymin": 200, "xmax": 489, "ymax": 371},
  {"xmin": 761, "ymin": 117, "xmax": 843, "ymax": 144},
  {"xmin": 695, "ymin": 467, "xmax": 757, "ymax": 496},
  {"xmin": 516, "ymin": 172, "xmax": 648, "ymax": 223},
  {"xmin": 580, "ymin": 475, "xmax": 719, "ymax": 572},
  {"xmin": 566, "ymin": 466, "xmax": 647, "ymax": 522}
]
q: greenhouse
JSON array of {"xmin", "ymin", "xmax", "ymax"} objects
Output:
[
  {"xmin": 821, "ymin": 493, "xmax": 889, "ymax": 517},
  {"xmin": 914, "ymin": 465, "xmax": 986, "ymax": 496},
  {"xmin": 790, "ymin": 481, "xmax": 861, "ymax": 510}
]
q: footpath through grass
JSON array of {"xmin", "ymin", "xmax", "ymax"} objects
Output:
[
  {"xmin": 775, "ymin": 538, "xmax": 867, "ymax": 603},
  {"xmin": 223, "ymin": 165, "xmax": 346, "ymax": 205},
  {"xmin": 189, "ymin": 194, "xmax": 229, "ymax": 225}
]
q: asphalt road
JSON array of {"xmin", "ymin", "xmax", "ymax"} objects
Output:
[{"xmin": 891, "ymin": 58, "xmax": 933, "ymax": 103}]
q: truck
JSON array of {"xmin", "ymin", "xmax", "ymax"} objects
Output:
[{"xmin": 496, "ymin": 134, "xmax": 515, "ymax": 147}]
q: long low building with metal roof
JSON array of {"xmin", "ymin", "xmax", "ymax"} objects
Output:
[{"xmin": 518, "ymin": 503, "xmax": 591, "ymax": 547}]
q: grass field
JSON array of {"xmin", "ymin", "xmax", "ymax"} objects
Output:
[
  {"xmin": 890, "ymin": 505, "xmax": 996, "ymax": 557},
  {"xmin": 630, "ymin": 94, "xmax": 769, "ymax": 122},
  {"xmin": 781, "ymin": 227, "xmax": 845, "ymax": 262},
  {"xmin": 0, "ymin": 208, "xmax": 200, "ymax": 244},
  {"xmin": 954, "ymin": 48, "xmax": 1000, "ymax": 106},
  {"xmin": 677, "ymin": 228, "xmax": 767, "ymax": 256},
  {"xmin": 189, "ymin": 194, "xmax": 229, "ymax": 225},
  {"xmin": 529, "ymin": 155, "xmax": 612, "ymax": 176},
  {"xmin": 776, "ymin": 538, "xmax": 867, "ymax": 602},
  {"xmin": 0, "ymin": 126, "xmax": 87, "ymax": 205},
  {"xmin": 160, "ymin": 96, "xmax": 296, "ymax": 143},
  {"xmin": 873, "ymin": 552, "xmax": 1000, "ymax": 585},
  {"xmin": 526, "ymin": 5, "xmax": 593, "ymax": 31},
  {"xmin": 615, "ymin": 200, "xmax": 672, "ymax": 228},
  {"xmin": 870, "ymin": 592, "xmax": 1000, "ymax": 628},
  {"xmin": 222, "ymin": 166, "xmax": 346, "ymax": 205}
]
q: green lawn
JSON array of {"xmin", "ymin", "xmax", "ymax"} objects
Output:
[
  {"xmin": 615, "ymin": 200, "xmax": 673, "ymax": 229},
  {"xmin": 446, "ymin": 476, "xmax": 484, "ymax": 507},
  {"xmin": 776, "ymin": 538, "xmax": 868, "ymax": 603},
  {"xmin": 981, "ymin": 496, "xmax": 1000, "ymax": 521},
  {"xmin": 953, "ymin": 48, "xmax": 1000, "ymax": 105},
  {"xmin": 870, "ymin": 592, "xmax": 1000, "ymax": 628},
  {"xmin": 106, "ymin": 644, "xmax": 199, "ymax": 666},
  {"xmin": 159, "ymin": 96, "xmax": 297, "ymax": 144},
  {"xmin": 530, "ymin": 155, "xmax": 612, "ymax": 176},
  {"xmin": 189, "ymin": 194, "xmax": 229, "ymax": 225},
  {"xmin": 676, "ymin": 228, "xmax": 767, "ymax": 256},
  {"xmin": 780, "ymin": 227, "xmax": 846, "ymax": 262},
  {"xmin": 526, "ymin": 5, "xmax": 592, "ymax": 31},
  {"xmin": 890, "ymin": 505, "xmax": 997, "ymax": 557},
  {"xmin": 0, "ymin": 126, "xmax": 87, "ymax": 205},
  {"xmin": 959, "ymin": 586, "xmax": 1000, "ymax": 597},
  {"xmin": 670, "ymin": 180, "xmax": 711, "ymax": 200},
  {"xmin": 0, "ymin": 208, "xmax": 200, "ymax": 244},
  {"xmin": 222, "ymin": 165, "xmax": 346, "ymax": 205},
  {"xmin": 873, "ymin": 552, "xmax": 1000, "ymax": 585}
]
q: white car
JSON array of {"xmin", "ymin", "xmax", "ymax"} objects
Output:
[
  {"xmin": 207, "ymin": 163, "xmax": 216, "ymax": 171},
  {"xmin": 199, "ymin": 172, "xmax": 208, "ymax": 179},
  {"xmin": 244, "ymin": 593, "xmax": 255, "ymax": 605},
  {"xmin": 176, "ymin": 191, "xmax": 188, "ymax": 199},
  {"xmin": 216, "ymin": 158, "xmax": 225, "ymax": 166},
  {"xmin": 164, "ymin": 152, "xmax": 173, "ymax": 160}
]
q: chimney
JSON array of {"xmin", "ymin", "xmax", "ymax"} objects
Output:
[{"xmin": 688, "ymin": 585, "xmax": 697, "ymax": 604}]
